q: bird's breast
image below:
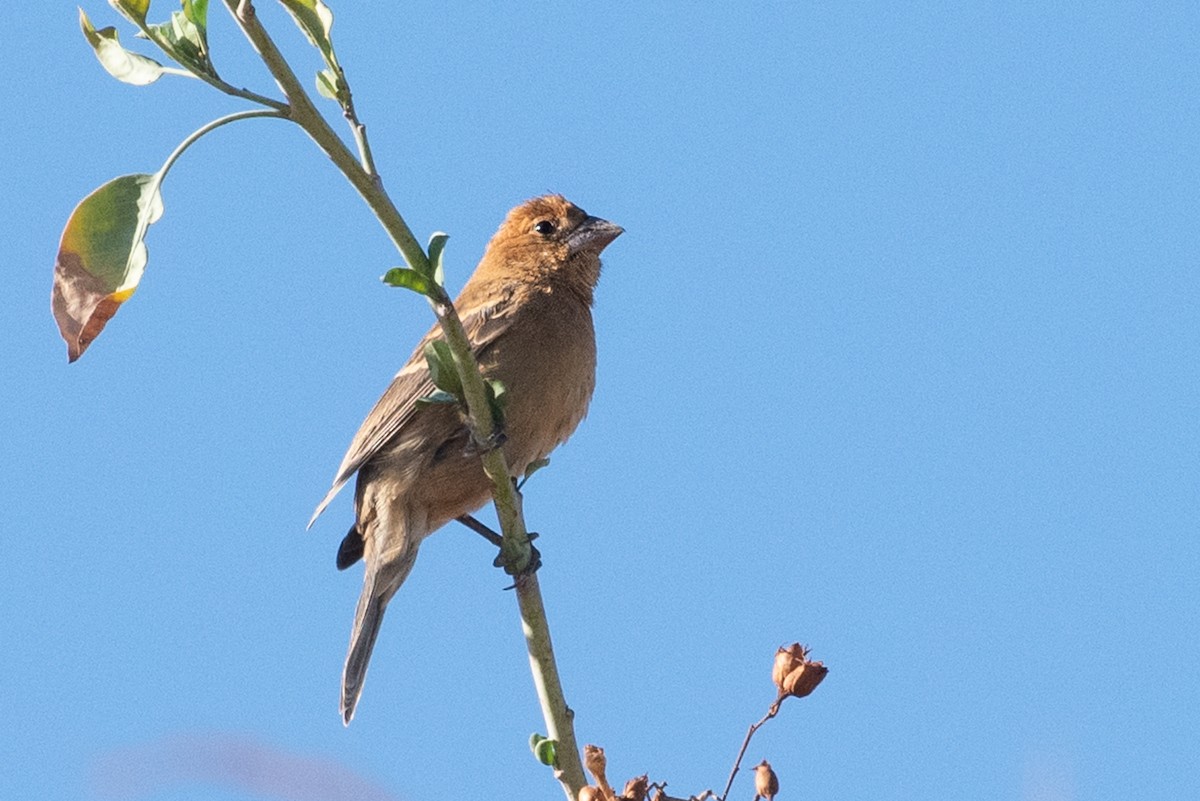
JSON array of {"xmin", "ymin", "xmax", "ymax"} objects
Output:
[{"xmin": 483, "ymin": 295, "xmax": 597, "ymax": 477}]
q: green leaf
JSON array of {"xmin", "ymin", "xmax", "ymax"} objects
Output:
[
  {"xmin": 147, "ymin": 6, "xmax": 216, "ymax": 78},
  {"xmin": 279, "ymin": 0, "xmax": 348, "ymax": 107},
  {"xmin": 52, "ymin": 173, "xmax": 165, "ymax": 361},
  {"xmin": 487, "ymin": 379, "xmax": 508, "ymax": 409},
  {"xmin": 109, "ymin": 0, "xmax": 151, "ymax": 25},
  {"xmin": 182, "ymin": 0, "xmax": 207, "ymax": 29},
  {"xmin": 278, "ymin": 0, "xmax": 337, "ymax": 61},
  {"xmin": 80, "ymin": 8, "xmax": 168, "ymax": 85},
  {"xmin": 528, "ymin": 734, "xmax": 558, "ymax": 767},
  {"xmin": 424, "ymin": 340, "xmax": 463, "ymax": 397},
  {"xmin": 381, "ymin": 267, "xmax": 433, "ymax": 296},
  {"xmin": 315, "ymin": 68, "xmax": 339, "ymax": 100},
  {"xmin": 485, "ymin": 379, "xmax": 508, "ymax": 430},
  {"xmin": 426, "ymin": 231, "xmax": 449, "ymax": 287},
  {"xmin": 414, "ymin": 389, "xmax": 460, "ymax": 410}
]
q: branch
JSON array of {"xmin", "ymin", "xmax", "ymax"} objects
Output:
[
  {"xmin": 221, "ymin": 4, "xmax": 585, "ymax": 796},
  {"xmin": 718, "ymin": 701, "xmax": 781, "ymax": 801},
  {"xmin": 222, "ymin": 0, "xmax": 427, "ymax": 272}
]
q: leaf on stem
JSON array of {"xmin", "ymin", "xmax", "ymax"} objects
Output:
[
  {"xmin": 52, "ymin": 173, "xmax": 165, "ymax": 361},
  {"xmin": 424, "ymin": 340, "xmax": 463, "ymax": 397},
  {"xmin": 109, "ymin": 0, "xmax": 151, "ymax": 25},
  {"xmin": 426, "ymin": 231, "xmax": 449, "ymax": 287},
  {"xmin": 146, "ymin": 4, "xmax": 216, "ymax": 78},
  {"xmin": 278, "ymin": 0, "xmax": 349, "ymax": 108},
  {"xmin": 484, "ymin": 379, "xmax": 508, "ymax": 430},
  {"xmin": 414, "ymin": 389, "xmax": 459, "ymax": 410},
  {"xmin": 80, "ymin": 8, "xmax": 169, "ymax": 85},
  {"xmin": 381, "ymin": 267, "xmax": 433, "ymax": 296},
  {"xmin": 529, "ymin": 734, "xmax": 558, "ymax": 768},
  {"xmin": 315, "ymin": 68, "xmax": 340, "ymax": 100}
]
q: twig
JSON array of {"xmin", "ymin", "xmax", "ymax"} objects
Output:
[
  {"xmin": 223, "ymin": 0, "xmax": 428, "ymax": 271},
  {"xmin": 221, "ymin": 5, "xmax": 586, "ymax": 797},
  {"xmin": 719, "ymin": 699, "xmax": 783, "ymax": 801}
]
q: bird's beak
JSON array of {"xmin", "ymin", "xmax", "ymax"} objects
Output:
[{"xmin": 568, "ymin": 216, "xmax": 623, "ymax": 256}]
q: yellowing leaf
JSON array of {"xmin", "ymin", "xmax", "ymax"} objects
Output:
[
  {"xmin": 109, "ymin": 0, "xmax": 152, "ymax": 25},
  {"xmin": 52, "ymin": 174, "xmax": 164, "ymax": 362}
]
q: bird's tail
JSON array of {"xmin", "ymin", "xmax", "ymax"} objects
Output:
[
  {"xmin": 340, "ymin": 541, "xmax": 420, "ymax": 725},
  {"xmin": 341, "ymin": 572, "xmax": 386, "ymax": 725}
]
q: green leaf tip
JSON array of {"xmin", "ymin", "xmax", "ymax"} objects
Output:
[
  {"xmin": 426, "ymin": 232, "xmax": 449, "ymax": 287},
  {"xmin": 487, "ymin": 379, "xmax": 508, "ymax": 408},
  {"xmin": 109, "ymin": 0, "xmax": 151, "ymax": 25}
]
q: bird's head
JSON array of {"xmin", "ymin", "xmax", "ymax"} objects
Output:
[{"xmin": 477, "ymin": 195, "xmax": 622, "ymax": 299}]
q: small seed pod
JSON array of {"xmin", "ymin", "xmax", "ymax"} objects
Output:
[
  {"xmin": 579, "ymin": 786, "xmax": 604, "ymax": 801},
  {"xmin": 773, "ymin": 642, "xmax": 828, "ymax": 698},
  {"xmin": 621, "ymin": 774, "xmax": 648, "ymax": 801}
]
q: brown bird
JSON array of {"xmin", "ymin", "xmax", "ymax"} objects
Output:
[
  {"xmin": 754, "ymin": 760, "xmax": 779, "ymax": 801},
  {"xmin": 309, "ymin": 195, "xmax": 622, "ymax": 724}
]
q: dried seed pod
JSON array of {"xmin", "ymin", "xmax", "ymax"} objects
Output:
[
  {"xmin": 773, "ymin": 642, "xmax": 828, "ymax": 698},
  {"xmin": 621, "ymin": 774, "xmax": 648, "ymax": 801},
  {"xmin": 772, "ymin": 643, "xmax": 808, "ymax": 693},
  {"xmin": 783, "ymin": 658, "xmax": 828, "ymax": 698},
  {"xmin": 584, "ymin": 744, "xmax": 608, "ymax": 779},
  {"xmin": 579, "ymin": 786, "xmax": 604, "ymax": 801},
  {"xmin": 754, "ymin": 760, "xmax": 779, "ymax": 801},
  {"xmin": 583, "ymin": 744, "xmax": 615, "ymax": 800}
]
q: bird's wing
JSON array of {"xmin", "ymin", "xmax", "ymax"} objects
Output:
[{"xmin": 308, "ymin": 296, "xmax": 516, "ymax": 527}]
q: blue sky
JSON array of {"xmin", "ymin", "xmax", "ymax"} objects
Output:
[{"xmin": 3, "ymin": 3, "xmax": 1198, "ymax": 800}]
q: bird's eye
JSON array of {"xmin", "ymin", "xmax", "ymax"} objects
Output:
[{"xmin": 534, "ymin": 220, "xmax": 556, "ymax": 236}]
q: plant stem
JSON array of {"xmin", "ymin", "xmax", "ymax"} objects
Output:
[
  {"xmin": 223, "ymin": 0, "xmax": 427, "ymax": 273},
  {"xmin": 222, "ymin": 4, "xmax": 586, "ymax": 797},
  {"xmin": 517, "ymin": 572, "xmax": 587, "ymax": 797},
  {"xmin": 719, "ymin": 700, "xmax": 782, "ymax": 801},
  {"xmin": 129, "ymin": 17, "xmax": 286, "ymax": 110},
  {"xmin": 158, "ymin": 109, "xmax": 285, "ymax": 180}
]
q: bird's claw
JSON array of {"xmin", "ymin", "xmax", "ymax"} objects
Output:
[
  {"xmin": 467, "ymin": 425, "xmax": 507, "ymax": 456},
  {"xmin": 494, "ymin": 534, "xmax": 542, "ymax": 588}
]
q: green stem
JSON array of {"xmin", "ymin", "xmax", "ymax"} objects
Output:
[
  {"xmin": 339, "ymin": 82, "xmax": 378, "ymax": 177},
  {"xmin": 223, "ymin": 4, "xmax": 585, "ymax": 797},
  {"xmin": 518, "ymin": 573, "xmax": 587, "ymax": 796},
  {"xmin": 158, "ymin": 108, "xmax": 286, "ymax": 181},
  {"xmin": 222, "ymin": 0, "xmax": 427, "ymax": 273},
  {"xmin": 134, "ymin": 109, "xmax": 284, "ymax": 270},
  {"xmin": 131, "ymin": 19, "xmax": 286, "ymax": 110}
]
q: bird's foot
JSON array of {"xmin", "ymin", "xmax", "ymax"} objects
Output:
[
  {"xmin": 465, "ymin": 426, "xmax": 506, "ymax": 457},
  {"xmin": 494, "ymin": 533, "xmax": 542, "ymax": 589}
]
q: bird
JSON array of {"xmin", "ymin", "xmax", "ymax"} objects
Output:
[
  {"xmin": 309, "ymin": 195, "xmax": 622, "ymax": 724},
  {"xmin": 754, "ymin": 760, "xmax": 779, "ymax": 801}
]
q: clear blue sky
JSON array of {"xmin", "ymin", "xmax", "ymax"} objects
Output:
[{"xmin": 3, "ymin": 3, "xmax": 1198, "ymax": 800}]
